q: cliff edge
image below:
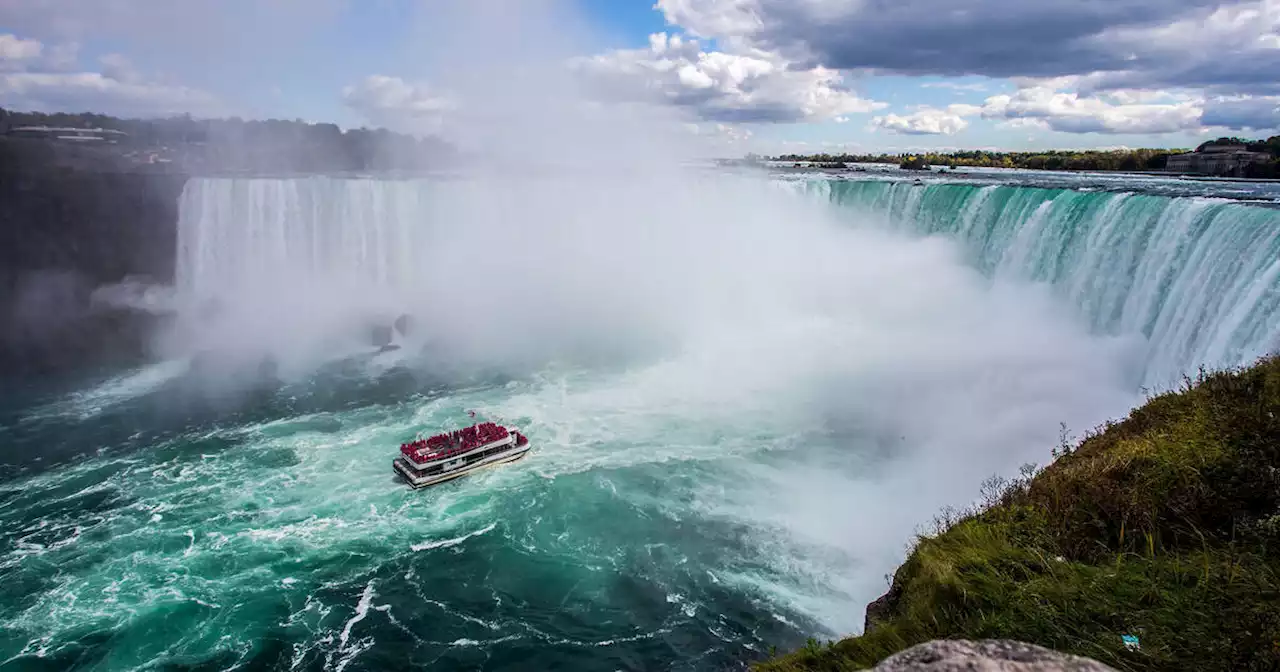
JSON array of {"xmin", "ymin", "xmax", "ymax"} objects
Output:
[
  {"xmin": 0, "ymin": 139, "xmax": 187, "ymax": 375},
  {"xmin": 760, "ymin": 357, "xmax": 1280, "ymax": 671}
]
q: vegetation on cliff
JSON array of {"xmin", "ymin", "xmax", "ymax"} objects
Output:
[
  {"xmin": 776, "ymin": 135, "xmax": 1280, "ymax": 177},
  {"xmin": 776, "ymin": 148, "xmax": 1185, "ymax": 172},
  {"xmin": 0, "ymin": 107, "xmax": 455, "ymax": 173},
  {"xmin": 761, "ymin": 357, "xmax": 1280, "ymax": 671}
]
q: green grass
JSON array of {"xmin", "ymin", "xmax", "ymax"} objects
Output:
[{"xmin": 758, "ymin": 357, "xmax": 1280, "ymax": 671}]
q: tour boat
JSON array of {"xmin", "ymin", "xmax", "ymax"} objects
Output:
[{"xmin": 393, "ymin": 421, "xmax": 530, "ymax": 489}]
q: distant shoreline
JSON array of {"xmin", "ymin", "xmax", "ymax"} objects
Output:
[{"xmin": 756, "ymin": 160, "xmax": 1280, "ymax": 183}]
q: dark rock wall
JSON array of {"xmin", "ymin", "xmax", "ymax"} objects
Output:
[{"xmin": 0, "ymin": 155, "xmax": 188, "ymax": 376}]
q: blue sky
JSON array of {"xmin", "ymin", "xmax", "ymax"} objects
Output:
[{"xmin": 2, "ymin": 0, "xmax": 1279, "ymax": 154}]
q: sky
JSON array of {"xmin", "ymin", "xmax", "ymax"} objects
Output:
[{"xmin": 1, "ymin": 0, "xmax": 1279, "ymax": 154}]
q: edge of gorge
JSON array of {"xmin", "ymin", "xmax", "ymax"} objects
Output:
[
  {"xmin": 757, "ymin": 355, "xmax": 1280, "ymax": 671},
  {"xmin": 0, "ymin": 150, "xmax": 189, "ymax": 376}
]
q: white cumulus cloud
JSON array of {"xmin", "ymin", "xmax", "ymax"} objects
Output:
[
  {"xmin": 979, "ymin": 87, "xmax": 1204, "ymax": 134},
  {"xmin": 872, "ymin": 105, "xmax": 979, "ymax": 135},
  {"xmin": 575, "ymin": 32, "xmax": 885, "ymax": 123},
  {"xmin": 0, "ymin": 33, "xmax": 219, "ymax": 116},
  {"xmin": 652, "ymin": 0, "xmax": 1280, "ymax": 136},
  {"xmin": 0, "ymin": 33, "xmax": 43, "ymax": 70},
  {"xmin": 341, "ymin": 75, "xmax": 454, "ymax": 133}
]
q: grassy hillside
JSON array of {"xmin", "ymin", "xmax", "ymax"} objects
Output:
[{"xmin": 761, "ymin": 357, "xmax": 1280, "ymax": 671}]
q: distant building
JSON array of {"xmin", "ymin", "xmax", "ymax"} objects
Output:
[
  {"xmin": 8, "ymin": 126, "xmax": 129, "ymax": 143},
  {"xmin": 1166, "ymin": 144, "xmax": 1271, "ymax": 177}
]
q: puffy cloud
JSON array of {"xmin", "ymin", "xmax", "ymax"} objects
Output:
[
  {"xmin": 0, "ymin": 71, "xmax": 219, "ymax": 116},
  {"xmin": 341, "ymin": 75, "xmax": 454, "ymax": 132},
  {"xmin": 0, "ymin": 33, "xmax": 220, "ymax": 116},
  {"xmin": 0, "ymin": 0, "xmax": 345, "ymax": 51},
  {"xmin": 654, "ymin": 0, "xmax": 1280, "ymax": 101},
  {"xmin": 0, "ymin": 34, "xmax": 43, "ymax": 70},
  {"xmin": 649, "ymin": 0, "xmax": 1280, "ymax": 136},
  {"xmin": 576, "ymin": 32, "xmax": 884, "ymax": 123},
  {"xmin": 870, "ymin": 83, "xmax": 1216, "ymax": 137},
  {"xmin": 1074, "ymin": 1, "xmax": 1280, "ymax": 96},
  {"xmin": 872, "ymin": 104, "xmax": 979, "ymax": 135},
  {"xmin": 97, "ymin": 53, "xmax": 139, "ymax": 84},
  {"xmin": 979, "ymin": 87, "xmax": 1204, "ymax": 134},
  {"xmin": 1201, "ymin": 96, "xmax": 1280, "ymax": 130},
  {"xmin": 0, "ymin": 33, "xmax": 80, "ymax": 73}
]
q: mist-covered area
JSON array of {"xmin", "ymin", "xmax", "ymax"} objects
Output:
[
  {"xmin": 1, "ymin": 158, "xmax": 1145, "ymax": 667},
  {"xmin": 2, "ymin": 0, "xmax": 1279, "ymax": 670}
]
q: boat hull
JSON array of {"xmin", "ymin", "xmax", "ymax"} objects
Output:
[{"xmin": 393, "ymin": 443, "xmax": 530, "ymax": 489}]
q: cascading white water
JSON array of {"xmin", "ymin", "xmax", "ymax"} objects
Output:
[
  {"xmin": 176, "ymin": 177, "xmax": 439, "ymax": 297},
  {"xmin": 177, "ymin": 176, "xmax": 1280, "ymax": 389},
  {"xmin": 809, "ymin": 179, "xmax": 1280, "ymax": 389}
]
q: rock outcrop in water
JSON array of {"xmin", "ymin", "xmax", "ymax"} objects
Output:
[
  {"xmin": 394, "ymin": 313, "xmax": 413, "ymax": 338},
  {"xmin": 873, "ymin": 640, "xmax": 1115, "ymax": 671},
  {"xmin": 371, "ymin": 324, "xmax": 395, "ymax": 349},
  {"xmin": 760, "ymin": 355, "xmax": 1280, "ymax": 671}
]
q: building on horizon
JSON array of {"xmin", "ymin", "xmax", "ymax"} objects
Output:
[
  {"xmin": 1165, "ymin": 144, "xmax": 1271, "ymax": 177},
  {"xmin": 7, "ymin": 126, "xmax": 130, "ymax": 143}
]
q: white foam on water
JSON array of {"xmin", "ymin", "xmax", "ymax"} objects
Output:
[
  {"xmin": 410, "ymin": 522, "xmax": 499, "ymax": 552},
  {"xmin": 23, "ymin": 358, "xmax": 189, "ymax": 421}
]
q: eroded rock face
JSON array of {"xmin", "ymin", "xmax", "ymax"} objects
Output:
[
  {"xmin": 394, "ymin": 313, "xmax": 413, "ymax": 337},
  {"xmin": 874, "ymin": 640, "xmax": 1118, "ymax": 671},
  {"xmin": 0, "ymin": 167, "xmax": 187, "ymax": 375},
  {"xmin": 371, "ymin": 324, "xmax": 394, "ymax": 348},
  {"xmin": 863, "ymin": 583, "xmax": 902, "ymax": 635}
]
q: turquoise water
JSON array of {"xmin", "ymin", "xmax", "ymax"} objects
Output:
[{"xmin": 2, "ymin": 172, "xmax": 1277, "ymax": 670}]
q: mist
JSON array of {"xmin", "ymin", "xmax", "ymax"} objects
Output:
[{"xmin": 134, "ymin": 0, "xmax": 1147, "ymax": 634}]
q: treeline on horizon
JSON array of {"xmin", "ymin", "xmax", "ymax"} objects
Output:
[
  {"xmin": 0, "ymin": 107, "xmax": 455, "ymax": 174},
  {"xmin": 774, "ymin": 148, "xmax": 1184, "ymax": 172},
  {"xmin": 774, "ymin": 135, "xmax": 1280, "ymax": 175}
]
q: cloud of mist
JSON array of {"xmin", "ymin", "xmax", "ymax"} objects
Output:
[
  {"xmin": 440, "ymin": 175, "xmax": 1141, "ymax": 632},
  {"xmin": 392, "ymin": 0, "xmax": 719, "ymax": 170},
  {"xmin": 139, "ymin": 0, "xmax": 1146, "ymax": 635}
]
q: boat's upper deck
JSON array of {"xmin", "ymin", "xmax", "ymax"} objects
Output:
[{"xmin": 400, "ymin": 422, "xmax": 512, "ymax": 466}]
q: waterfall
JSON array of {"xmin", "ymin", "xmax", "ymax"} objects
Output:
[
  {"xmin": 812, "ymin": 180, "xmax": 1280, "ymax": 388},
  {"xmin": 176, "ymin": 176, "xmax": 442, "ymax": 297},
  {"xmin": 175, "ymin": 176, "xmax": 1280, "ymax": 390}
]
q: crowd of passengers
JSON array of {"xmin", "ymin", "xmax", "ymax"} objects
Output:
[{"xmin": 401, "ymin": 422, "xmax": 509, "ymax": 460}]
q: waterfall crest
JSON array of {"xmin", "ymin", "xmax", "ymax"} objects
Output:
[{"xmin": 811, "ymin": 180, "xmax": 1280, "ymax": 388}]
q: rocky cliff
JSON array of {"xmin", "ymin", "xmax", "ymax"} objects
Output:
[{"xmin": 0, "ymin": 141, "xmax": 187, "ymax": 376}]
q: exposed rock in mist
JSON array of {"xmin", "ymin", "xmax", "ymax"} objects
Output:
[
  {"xmin": 394, "ymin": 313, "xmax": 413, "ymax": 337},
  {"xmin": 371, "ymin": 324, "xmax": 395, "ymax": 349},
  {"xmin": 874, "ymin": 640, "xmax": 1117, "ymax": 671}
]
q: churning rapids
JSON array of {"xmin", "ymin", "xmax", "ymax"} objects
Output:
[{"xmin": 3, "ymin": 169, "xmax": 1279, "ymax": 671}]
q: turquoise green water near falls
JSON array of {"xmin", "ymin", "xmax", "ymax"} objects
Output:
[{"xmin": 2, "ymin": 173, "xmax": 1278, "ymax": 671}]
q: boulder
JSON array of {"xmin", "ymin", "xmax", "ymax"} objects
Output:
[
  {"xmin": 371, "ymin": 324, "xmax": 394, "ymax": 348},
  {"xmin": 394, "ymin": 313, "xmax": 413, "ymax": 337},
  {"xmin": 874, "ymin": 640, "xmax": 1117, "ymax": 672}
]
